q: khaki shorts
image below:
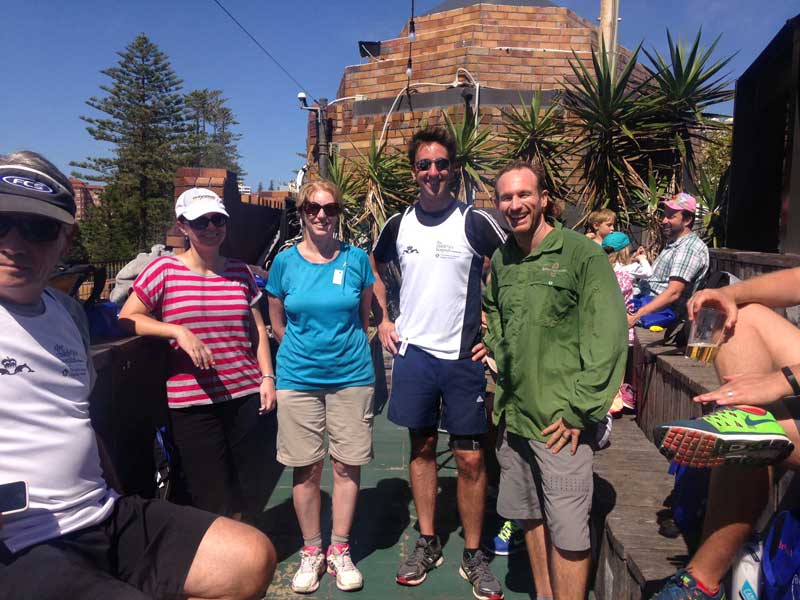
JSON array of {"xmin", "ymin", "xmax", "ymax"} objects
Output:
[
  {"xmin": 276, "ymin": 385, "xmax": 374, "ymax": 467},
  {"xmin": 496, "ymin": 417, "xmax": 594, "ymax": 552}
]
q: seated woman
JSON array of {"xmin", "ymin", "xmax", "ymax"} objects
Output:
[
  {"xmin": 120, "ymin": 187, "xmax": 276, "ymax": 519},
  {"xmin": 267, "ymin": 180, "xmax": 375, "ymax": 593}
]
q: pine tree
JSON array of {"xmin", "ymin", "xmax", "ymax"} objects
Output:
[
  {"xmin": 183, "ymin": 89, "xmax": 243, "ymax": 174},
  {"xmin": 71, "ymin": 34, "xmax": 185, "ymax": 251}
]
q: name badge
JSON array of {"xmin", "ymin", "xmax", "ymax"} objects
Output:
[{"xmin": 332, "ymin": 269, "xmax": 344, "ymax": 285}]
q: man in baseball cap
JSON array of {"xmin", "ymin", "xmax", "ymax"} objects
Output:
[
  {"xmin": 0, "ymin": 151, "xmax": 276, "ymax": 598},
  {"xmin": 627, "ymin": 192, "xmax": 709, "ymax": 327}
]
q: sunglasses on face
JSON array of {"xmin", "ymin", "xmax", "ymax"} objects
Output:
[
  {"xmin": 415, "ymin": 158, "xmax": 451, "ymax": 172},
  {"xmin": 0, "ymin": 215, "xmax": 63, "ymax": 243},
  {"xmin": 302, "ymin": 202, "xmax": 341, "ymax": 217},
  {"xmin": 182, "ymin": 214, "xmax": 228, "ymax": 230}
]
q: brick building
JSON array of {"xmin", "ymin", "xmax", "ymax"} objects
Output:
[
  {"xmin": 306, "ymin": 0, "xmax": 638, "ymax": 208},
  {"xmin": 69, "ymin": 178, "xmax": 104, "ymax": 220}
]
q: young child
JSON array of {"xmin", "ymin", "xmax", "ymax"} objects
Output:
[
  {"xmin": 602, "ymin": 231, "xmax": 649, "ymax": 413},
  {"xmin": 584, "ymin": 208, "xmax": 616, "ymax": 244},
  {"xmin": 602, "ymin": 231, "xmax": 653, "ymax": 296}
]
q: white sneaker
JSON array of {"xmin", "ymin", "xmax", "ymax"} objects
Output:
[
  {"xmin": 327, "ymin": 543, "xmax": 364, "ymax": 591},
  {"xmin": 291, "ymin": 546, "xmax": 326, "ymax": 594}
]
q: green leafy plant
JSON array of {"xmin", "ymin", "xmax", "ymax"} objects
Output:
[
  {"xmin": 643, "ymin": 30, "xmax": 735, "ymax": 185},
  {"xmin": 442, "ymin": 109, "xmax": 503, "ymax": 204},
  {"xmin": 500, "ymin": 90, "xmax": 568, "ymax": 199},
  {"xmin": 349, "ymin": 135, "xmax": 415, "ymax": 244},
  {"xmin": 562, "ymin": 42, "xmax": 664, "ymax": 215}
]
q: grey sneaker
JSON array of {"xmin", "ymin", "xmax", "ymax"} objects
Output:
[
  {"xmin": 459, "ymin": 549, "xmax": 504, "ymax": 600},
  {"xmin": 396, "ymin": 535, "xmax": 444, "ymax": 586}
]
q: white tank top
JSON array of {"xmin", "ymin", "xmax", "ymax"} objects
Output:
[{"xmin": 0, "ymin": 293, "xmax": 115, "ymax": 554}]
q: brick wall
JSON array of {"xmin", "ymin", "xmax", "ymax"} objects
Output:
[{"xmin": 307, "ymin": 2, "xmax": 645, "ymax": 208}]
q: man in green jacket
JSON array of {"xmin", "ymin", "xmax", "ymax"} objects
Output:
[{"xmin": 483, "ymin": 160, "xmax": 628, "ymax": 600}]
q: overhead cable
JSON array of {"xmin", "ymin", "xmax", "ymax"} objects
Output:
[{"xmin": 210, "ymin": 0, "xmax": 316, "ymax": 102}]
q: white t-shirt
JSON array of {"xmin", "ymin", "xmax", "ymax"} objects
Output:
[
  {"xmin": 0, "ymin": 291, "xmax": 115, "ymax": 554},
  {"xmin": 373, "ymin": 201, "xmax": 505, "ymax": 359}
]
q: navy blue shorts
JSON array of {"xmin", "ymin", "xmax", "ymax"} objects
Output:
[{"xmin": 387, "ymin": 344, "xmax": 488, "ymax": 435}]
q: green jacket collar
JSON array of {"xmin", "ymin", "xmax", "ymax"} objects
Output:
[{"xmin": 508, "ymin": 220, "xmax": 564, "ymax": 261}]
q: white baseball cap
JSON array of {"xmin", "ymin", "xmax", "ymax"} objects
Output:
[{"xmin": 174, "ymin": 187, "xmax": 230, "ymax": 220}]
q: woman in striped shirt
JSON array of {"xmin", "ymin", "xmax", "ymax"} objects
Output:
[{"xmin": 120, "ymin": 187, "xmax": 276, "ymax": 518}]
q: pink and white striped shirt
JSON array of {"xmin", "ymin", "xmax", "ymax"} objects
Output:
[{"xmin": 133, "ymin": 256, "xmax": 262, "ymax": 408}]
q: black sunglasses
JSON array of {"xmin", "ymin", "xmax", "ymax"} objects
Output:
[
  {"xmin": 302, "ymin": 202, "xmax": 341, "ymax": 217},
  {"xmin": 0, "ymin": 215, "xmax": 63, "ymax": 243},
  {"xmin": 415, "ymin": 158, "xmax": 451, "ymax": 172},
  {"xmin": 182, "ymin": 214, "xmax": 228, "ymax": 230}
]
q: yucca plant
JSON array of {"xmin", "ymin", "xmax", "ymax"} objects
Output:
[
  {"xmin": 442, "ymin": 109, "xmax": 503, "ymax": 204},
  {"xmin": 563, "ymin": 42, "xmax": 666, "ymax": 215},
  {"xmin": 327, "ymin": 151, "xmax": 366, "ymax": 243},
  {"xmin": 643, "ymin": 30, "xmax": 735, "ymax": 186},
  {"xmin": 350, "ymin": 134, "xmax": 415, "ymax": 244},
  {"xmin": 500, "ymin": 90, "xmax": 568, "ymax": 199},
  {"xmin": 624, "ymin": 160, "xmax": 676, "ymax": 257},
  {"xmin": 693, "ymin": 163, "xmax": 729, "ymax": 249}
]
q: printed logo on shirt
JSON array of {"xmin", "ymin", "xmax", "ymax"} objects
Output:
[
  {"xmin": 541, "ymin": 262, "xmax": 568, "ymax": 276},
  {"xmin": 434, "ymin": 241, "xmax": 461, "ymax": 260},
  {"xmin": 0, "ymin": 356, "xmax": 34, "ymax": 376},
  {"xmin": 402, "ymin": 245, "xmax": 420, "ymax": 255},
  {"xmin": 53, "ymin": 344, "xmax": 88, "ymax": 379}
]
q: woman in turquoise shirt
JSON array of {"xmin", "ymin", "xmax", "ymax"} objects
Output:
[{"xmin": 266, "ymin": 180, "xmax": 374, "ymax": 594}]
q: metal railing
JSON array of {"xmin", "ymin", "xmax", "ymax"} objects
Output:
[{"xmin": 76, "ymin": 258, "xmax": 133, "ymax": 301}]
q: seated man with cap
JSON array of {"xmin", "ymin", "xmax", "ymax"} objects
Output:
[
  {"xmin": 627, "ymin": 193, "xmax": 709, "ymax": 328},
  {"xmin": 0, "ymin": 151, "xmax": 275, "ymax": 600}
]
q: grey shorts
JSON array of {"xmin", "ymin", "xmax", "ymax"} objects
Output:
[
  {"xmin": 276, "ymin": 385, "xmax": 375, "ymax": 467},
  {"xmin": 496, "ymin": 417, "xmax": 594, "ymax": 552}
]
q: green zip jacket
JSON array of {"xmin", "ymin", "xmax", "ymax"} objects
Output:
[{"xmin": 483, "ymin": 222, "xmax": 628, "ymax": 442}]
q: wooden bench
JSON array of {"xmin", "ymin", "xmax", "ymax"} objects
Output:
[
  {"xmin": 593, "ymin": 415, "xmax": 688, "ymax": 600},
  {"xmin": 593, "ymin": 330, "xmax": 722, "ymax": 599}
]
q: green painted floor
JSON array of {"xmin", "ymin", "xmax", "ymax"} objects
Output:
[{"xmin": 258, "ymin": 409, "xmax": 540, "ymax": 599}]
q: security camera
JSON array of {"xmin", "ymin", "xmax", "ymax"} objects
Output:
[{"xmin": 297, "ymin": 91, "xmax": 308, "ymax": 108}]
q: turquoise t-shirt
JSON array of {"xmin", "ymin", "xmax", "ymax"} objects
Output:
[{"xmin": 266, "ymin": 243, "xmax": 376, "ymax": 390}]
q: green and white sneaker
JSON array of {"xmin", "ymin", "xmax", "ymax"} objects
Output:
[{"xmin": 654, "ymin": 406, "xmax": 794, "ymax": 468}]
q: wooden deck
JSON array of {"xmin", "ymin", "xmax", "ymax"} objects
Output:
[{"xmin": 593, "ymin": 416, "xmax": 688, "ymax": 600}]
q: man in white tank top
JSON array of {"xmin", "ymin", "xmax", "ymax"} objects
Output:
[
  {"xmin": 0, "ymin": 152, "xmax": 275, "ymax": 599},
  {"xmin": 371, "ymin": 127, "xmax": 506, "ymax": 600}
]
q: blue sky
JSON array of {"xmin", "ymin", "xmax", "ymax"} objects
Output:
[{"xmin": 2, "ymin": 1, "xmax": 797, "ymax": 188}]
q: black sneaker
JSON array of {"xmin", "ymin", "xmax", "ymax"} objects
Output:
[
  {"xmin": 459, "ymin": 549, "xmax": 504, "ymax": 600},
  {"xmin": 396, "ymin": 535, "xmax": 444, "ymax": 586}
]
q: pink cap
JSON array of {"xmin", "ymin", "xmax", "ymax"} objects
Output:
[{"xmin": 662, "ymin": 192, "xmax": 697, "ymax": 214}]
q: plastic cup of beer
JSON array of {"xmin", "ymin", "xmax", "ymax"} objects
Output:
[{"xmin": 685, "ymin": 307, "xmax": 726, "ymax": 364}]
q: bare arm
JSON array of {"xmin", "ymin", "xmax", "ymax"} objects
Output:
[
  {"xmin": 369, "ymin": 254, "xmax": 398, "ymax": 354},
  {"xmin": 360, "ymin": 285, "xmax": 374, "ymax": 333},
  {"xmin": 251, "ymin": 305, "xmax": 276, "ymax": 414},
  {"xmin": 689, "ymin": 266, "xmax": 800, "ymax": 333},
  {"xmin": 723, "ymin": 267, "xmax": 800, "ymax": 309},
  {"xmin": 266, "ymin": 293, "xmax": 286, "ymax": 343},
  {"xmin": 119, "ymin": 292, "xmax": 214, "ymax": 369}
]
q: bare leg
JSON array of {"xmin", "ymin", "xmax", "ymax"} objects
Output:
[
  {"xmin": 550, "ymin": 546, "xmax": 591, "ymax": 600},
  {"xmin": 453, "ymin": 448, "xmax": 487, "ymax": 548},
  {"xmin": 409, "ymin": 431, "xmax": 438, "ymax": 536},
  {"xmin": 184, "ymin": 517, "xmax": 276, "ymax": 600},
  {"xmin": 521, "ymin": 519, "xmax": 553, "ymax": 598},
  {"xmin": 687, "ymin": 303, "xmax": 800, "ymax": 588},
  {"xmin": 331, "ymin": 458, "xmax": 361, "ymax": 540},
  {"xmin": 292, "ymin": 460, "xmax": 324, "ymax": 544}
]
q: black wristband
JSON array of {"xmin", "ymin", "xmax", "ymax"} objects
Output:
[{"xmin": 781, "ymin": 366, "xmax": 800, "ymax": 396}]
